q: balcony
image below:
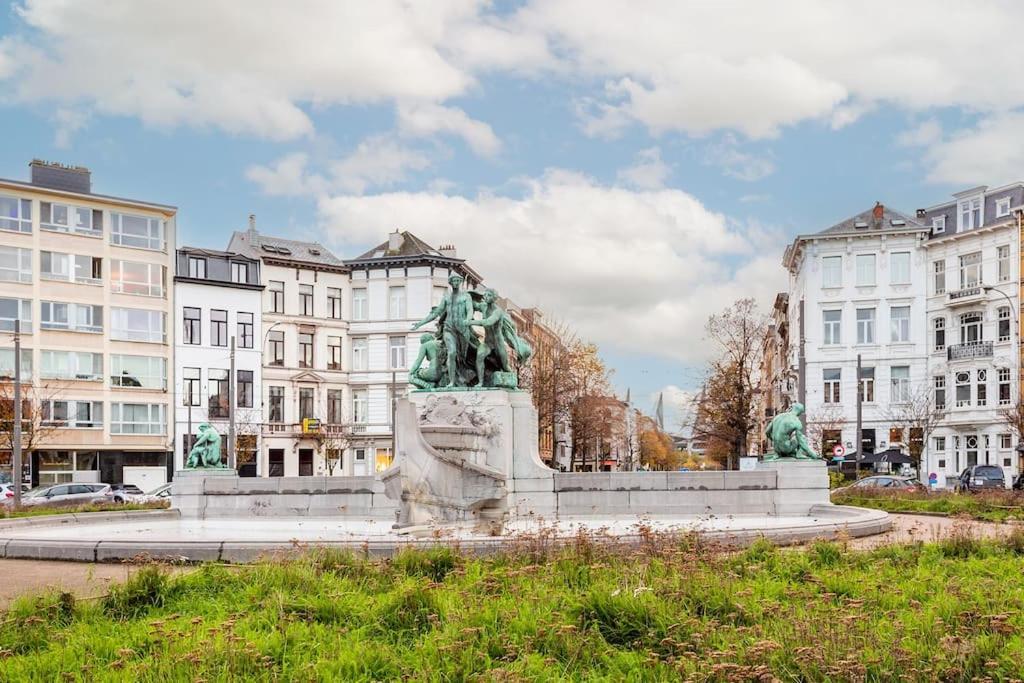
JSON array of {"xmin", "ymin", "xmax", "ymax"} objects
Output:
[
  {"xmin": 947, "ymin": 341, "xmax": 993, "ymax": 361},
  {"xmin": 947, "ymin": 286, "xmax": 985, "ymax": 307}
]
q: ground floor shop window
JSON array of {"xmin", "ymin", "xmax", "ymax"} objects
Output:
[
  {"xmin": 268, "ymin": 449, "xmax": 284, "ymax": 477},
  {"xmin": 375, "ymin": 447, "xmax": 393, "ymax": 472}
]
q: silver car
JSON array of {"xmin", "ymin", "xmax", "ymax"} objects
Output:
[{"xmin": 22, "ymin": 482, "xmax": 112, "ymax": 507}]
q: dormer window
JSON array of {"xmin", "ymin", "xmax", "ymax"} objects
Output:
[
  {"xmin": 231, "ymin": 261, "xmax": 249, "ymax": 284},
  {"xmin": 996, "ymin": 197, "xmax": 1011, "ymax": 218},
  {"xmin": 187, "ymin": 256, "xmax": 207, "ymax": 279},
  {"xmin": 932, "ymin": 215, "xmax": 946, "ymax": 233},
  {"xmin": 958, "ymin": 197, "xmax": 982, "ymax": 231}
]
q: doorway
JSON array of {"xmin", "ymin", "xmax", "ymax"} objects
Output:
[
  {"xmin": 268, "ymin": 449, "xmax": 284, "ymax": 477},
  {"xmin": 299, "ymin": 449, "xmax": 314, "ymax": 477}
]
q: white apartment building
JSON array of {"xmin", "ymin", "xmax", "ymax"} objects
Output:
[
  {"xmin": 173, "ymin": 247, "xmax": 263, "ymax": 474},
  {"xmin": 0, "ymin": 160, "xmax": 176, "ymax": 488},
  {"xmin": 783, "ymin": 203, "xmax": 931, "ymax": 462},
  {"xmin": 920, "ymin": 184, "xmax": 1022, "ymax": 487}
]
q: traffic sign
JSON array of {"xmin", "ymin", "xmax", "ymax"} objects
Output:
[{"xmin": 832, "ymin": 444, "xmax": 845, "ymax": 459}]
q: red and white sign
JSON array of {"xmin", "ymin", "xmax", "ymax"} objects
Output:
[{"xmin": 832, "ymin": 444, "xmax": 846, "ymax": 459}]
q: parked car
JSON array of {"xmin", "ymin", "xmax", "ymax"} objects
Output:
[
  {"xmin": 954, "ymin": 465, "xmax": 1006, "ymax": 492},
  {"xmin": 834, "ymin": 475, "xmax": 927, "ymax": 494},
  {"xmin": 21, "ymin": 483, "xmax": 112, "ymax": 507},
  {"xmin": 110, "ymin": 483, "xmax": 146, "ymax": 504},
  {"xmin": 143, "ymin": 483, "xmax": 172, "ymax": 503},
  {"xmin": 0, "ymin": 483, "xmax": 23, "ymax": 504}
]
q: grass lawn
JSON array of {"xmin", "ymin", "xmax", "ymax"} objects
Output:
[
  {"xmin": 0, "ymin": 501, "xmax": 169, "ymax": 519},
  {"xmin": 3, "ymin": 529, "xmax": 1024, "ymax": 681},
  {"xmin": 832, "ymin": 488, "xmax": 1024, "ymax": 523}
]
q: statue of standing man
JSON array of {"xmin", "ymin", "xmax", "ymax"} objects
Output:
[{"xmin": 412, "ymin": 273, "xmax": 477, "ymax": 388}]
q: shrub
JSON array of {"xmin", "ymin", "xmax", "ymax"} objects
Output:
[
  {"xmin": 377, "ymin": 583, "xmax": 443, "ymax": 636},
  {"xmin": 577, "ymin": 589, "xmax": 664, "ymax": 646},
  {"xmin": 392, "ymin": 547, "xmax": 457, "ymax": 582},
  {"xmin": 102, "ymin": 565, "xmax": 174, "ymax": 619}
]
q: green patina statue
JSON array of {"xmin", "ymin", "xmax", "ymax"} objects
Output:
[
  {"xmin": 764, "ymin": 403, "xmax": 819, "ymax": 461},
  {"xmin": 410, "ymin": 278, "xmax": 532, "ymax": 390},
  {"xmin": 185, "ymin": 423, "xmax": 225, "ymax": 468}
]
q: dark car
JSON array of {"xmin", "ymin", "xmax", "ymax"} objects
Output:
[
  {"xmin": 835, "ymin": 475, "xmax": 926, "ymax": 494},
  {"xmin": 955, "ymin": 465, "xmax": 1006, "ymax": 492}
]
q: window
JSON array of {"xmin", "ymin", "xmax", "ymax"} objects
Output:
[
  {"xmin": 41, "ymin": 400, "xmax": 103, "ymax": 428},
  {"xmin": 298, "ymin": 332, "xmax": 313, "ymax": 368},
  {"xmin": 977, "ymin": 369, "xmax": 987, "ymax": 407},
  {"xmin": 111, "ymin": 307, "xmax": 164, "ymax": 343},
  {"xmin": 890, "ymin": 252, "xmax": 911, "ymax": 284},
  {"xmin": 231, "ymin": 262, "xmax": 249, "ymax": 284},
  {"xmin": 390, "ymin": 336, "xmax": 407, "ymax": 369},
  {"xmin": 327, "ymin": 288, "xmax": 342, "ymax": 319},
  {"xmin": 934, "ymin": 375, "xmax": 946, "ymax": 409},
  {"xmin": 932, "ymin": 215, "xmax": 946, "ymax": 233},
  {"xmin": 352, "ymin": 288, "xmax": 368, "ymax": 320},
  {"xmin": 999, "ymin": 307, "xmax": 1011, "ymax": 342},
  {"xmin": 823, "ymin": 310, "xmax": 841, "ymax": 345},
  {"xmin": 40, "ymin": 202, "xmax": 100, "ymax": 236},
  {"xmin": 352, "ymin": 389, "xmax": 368, "ymax": 423},
  {"xmin": 268, "ymin": 386, "xmax": 284, "ymax": 423},
  {"xmin": 0, "ymin": 298, "xmax": 31, "ymax": 333},
  {"xmin": 110, "ymin": 212, "xmax": 164, "ymax": 250},
  {"xmin": 856, "ymin": 308, "xmax": 875, "ymax": 344},
  {"xmin": 933, "ymin": 261, "xmax": 945, "ymax": 295},
  {"xmin": 208, "ymin": 369, "xmax": 229, "ymax": 418},
  {"xmin": 110, "ymin": 403, "xmax": 166, "ymax": 434},
  {"xmin": 0, "ymin": 246, "xmax": 31, "ymax": 283},
  {"xmin": 183, "ymin": 307, "xmax": 201, "ymax": 345},
  {"xmin": 327, "ymin": 389, "xmax": 343, "ymax": 424},
  {"xmin": 299, "ymin": 388, "xmax": 314, "ymax": 420},
  {"xmin": 328, "ymin": 336, "xmax": 342, "ymax": 370},
  {"xmin": 183, "ymin": 367, "xmax": 200, "ymax": 406},
  {"xmin": 187, "ymin": 256, "xmax": 206, "ymax": 279},
  {"xmin": 823, "ymin": 368, "xmax": 840, "ymax": 403},
  {"xmin": 352, "ymin": 338, "xmax": 368, "ymax": 370},
  {"xmin": 858, "ymin": 367, "xmax": 875, "ymax": 403},
  {"xmin": 111, "ymin": 260, "xmax": 163, "ymax": 296},
  {"xmin": 1000, "ymin": 433, "xmax": 1013, "ymax": 450},
  {"xmin": 960, "ymin": 312, "xmax": 983, "ymax": 344},
  {"xmin": 41, "ymin": 301, "xmax": 102, "ymax": 333},
  {"xmin": 956, "ymin": 371, "xmax": 971, "ymax": 407},
  {"xmin": 237, "ymin": 370, "xmax": 253, "ymax": 408},
  {"xmin": 821, "ymin": 256, "xmax": 841, "ymax": 288},
  {"xmin": 999, "ymin": 245, "xmax": 1011, "ymax": 282},
  {"xmin": 40, "ymin": 351, "xmax": 102, "ymax": 381},
  {"xmin": 389, "ymin": 286, "xmax": 406, "ymax": 319},
  {"xmin": 210, "ymin": 309, "xmax": 227, "ymax": 347},
  {"xmin": 41, "ymin": 252, "xmax": 102, "ymax": 284},
  {"xmin": 960, "ymin": 252, "xmax": 981, "ymax": 288},
  {"xmin": 237, "ymin": 312, "xmax": 254, "ymax": 349},
  {"xmin": 958, "ymin": 197, "xmax": 982, "ymax": 231},
  {"xmin": 890, "ymin": 366, "xmax": 910, "ymax": 403},
  {"xmin": 432, "ymin": 286, "xmax": 447, "ymax": 307},
  {"xmin": 0, "ymin": 348, "xmax": 31, "ymax": 380},
  {"xmin": 268, "ymin": 330, "xmax": 284, "ymax": 366},
  {"xmin": 269, "ymin": 281, "xmax": 284, "ymax": 314},
  {"xmin": 999, "ymin": 368, "xmax": 1012, "ymax": 406},
  {"xmin": 996, "ymin": 197, "xmax": 1012, "ymax": 218},
  {"xmin": 934, "ymin": 436, "xmax": 946, "ymax": 453},
  {"xmin": 110, "ymin": 355, "xmax": 166, "ymax": 389},
  {"xmin": 934, "ymin": 318, "xmax": 946, "ymax": 351},
  {"xmin": 855, "ymin": 254, "xmax": 876, "ymax": 286},
  {"xmin": 890, "ymin": 306, "xmax": 910, "ymax": 343},
  {"xmin": 0, "ymin": 195, "xmax": 32, "ymax": 233},
  {"xmin": 299, "ymin": 284, "xmax": 313, "ymax": 316}
]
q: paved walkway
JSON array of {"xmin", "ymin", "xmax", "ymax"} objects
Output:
[{"xmin": 847, "ymin": 512, "xmax": 1013, "ymax": 548}]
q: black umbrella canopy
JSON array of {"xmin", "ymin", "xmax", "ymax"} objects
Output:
[{"xmin": 859, "ymin": 447, "xmax": 913, "ymax": 465}]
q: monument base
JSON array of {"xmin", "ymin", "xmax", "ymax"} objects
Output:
[{"xmin": 755, "ymin": 459, "xmax": 830, "ymax": 515}]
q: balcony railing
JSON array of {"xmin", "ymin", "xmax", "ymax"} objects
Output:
[
  {"xmin": 947, "ymin": 341, "xmax": 993, "ymax": 361},
  {"xmin": 947, "ymin": 286, "xmax": 986, "ymax": 306}
]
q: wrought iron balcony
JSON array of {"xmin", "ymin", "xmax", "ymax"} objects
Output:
[{"xmin": 947, "ymin": 341, "xmax": 993, "ymax": 361}]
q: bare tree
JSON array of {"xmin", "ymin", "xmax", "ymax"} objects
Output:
[
  {"xmin": 804, "ymin": 404, "xmax": 847, "ymax": 458},
  {"xmin": 0, "ymin": 380, "xmax": 64, "ymax": 486},
  {"xmin": 884, "ymin": 384, "xmax": 947, "ymax": 471},
  {"xmin": 567, "ymin": 342, "xmax": 613, "ymax": 471},
  {"xmin": 232, "ymin": 408, "xmax": 262, "ymax": 472},
  {"xmin": 320, "ymin": 424, "xmax": 352, "ymax": 476},
  {"xmin": 518, "ymin": 317, "xmax": 578, "ymax": 466}
]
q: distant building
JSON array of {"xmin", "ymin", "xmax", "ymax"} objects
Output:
[{"xmin": 755, "ymin": 292, "xmax": 792, "ymax": 454}]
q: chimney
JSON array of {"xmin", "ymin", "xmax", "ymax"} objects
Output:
[
  {"xmin": 872, "ymin": 201, "xmax": 884, "ymax": 222},
  {"xmin": 388, "ymin": 230, "xmax": 404, "ymax": 252},
  {"xmin": 439, "ymin": 243, "xmax": 457, "ymax": 258},
  {"xmin": 29, "ymin": 159, "xmax": 91, "ymax": 194},
  {"xmin": 916, "ymin": 208, "xmax": 926, "ymax": 218}
]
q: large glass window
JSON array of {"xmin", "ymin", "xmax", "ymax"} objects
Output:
[
  {"xmin": 934, "ymin": 317, "xmax": 946, "ymax": 351},
  {"xmin": 208, "ymin": 369, "xmax": 229, "ymax": 418},
  {"xmin": 299, "ymin": 284, "xmax": 313, "ymax": 316},
  {"xmin": 40, "ymin": 351, "xmax": 102, "ymax": 381},
  {"xmin": 210, "ymin": 309, "xmax": 227, "ymax": 347},
  {"xmin": 890, "ymin": 306, "xmax": 910, "ymax": 343},
  {"xmin": 856, "ymin": 308, "xmax": 875, "ymax": 344},
  {"xmin": 890, "ymin": 366, "xmax": 910, "ymax": 402},
  {"xmin": 237, "ymin": 312, "xmax": 254, "ymax": 349},
  {"xmin": 956, "ymin": 371, "xmax": 971, "ymax": 407},
  {"xmin": 821, "ymin": 256, "xmax": 841, "ymax": 288},
  {"xmin": 0, "ymin": 348, "xmax": 32, "ymax": 380},
  {"xmin": 40, "ymin": 202, "xmax": 100, "ymax": 236},
  {"xmin": 977, "ymin": 370, "xmax": 988, "ymax": 407},
  {"xmin": 855, "ymin": 254, "xmax": 876, "ymax": 286},
  {"xmin": 183, "ymin": 367, "xmax": 200, "ymax": 406},
  {"xmin": 183, "ymin": 307, "xmax": 200, "ymax": 345},
  {"xmin": 110, "ymin": 354, "xmax": 166, "ymax": 389},
  {"xmin": 858, "ymin": 366, "xmax": 875, "ymax": 402},
  {"xmin": 959, "ymin": 197, "xmax": 982, "ymax": 231},
  {"xmin": 110, "ymin": 260, "xmax": 164, "ymax": 296},
  {"xmin": 237, "ymin": 370, "xmax": 253, "ymax": 408},
  {"xmin": 933, "ymin": 260, "xmax": 945, "ymax": 294},
  {"xmin": 960, "ymin": 312, "xmax": 983, "ymax": 344},
  {"xmin": 110, "ymin": 403, "xmax": 166, "ymax": 434},
  {"xmin": 41, "ymin": 400, "xmax": 103, "ymax": 428},
  {"xmin": 823, "ymin": 368, "xmax": 840, "ymax": 403},
  {"xmin": 0, "ymin": 195, "xmax": 32, "ymax": 233},
  {"xmin": 999, "ymin": 245, "xmax": 1011, "ymax": 282},
  {"xmin": 327, "ymin": 389, "xmax": 343, "ymax": 424},
  {"xmin": 328, "ymin": 336, "xmax": 342, "ymax": 370},
  {"xmin": 389, "ymin": 336, "xmax": 406, "ymax": 369},
  {"xmin": 298, "ymin": 332, "xmax": 313, "ymax": 368},
  {"xmin": 299, "ymin": 388, "xmax": 314, "ymax": 420},
  {"xmin": 389, "ymin": 286, "xmax": 406, "ymax": 319},
  {"xmin": 111, "ymin": 307, "xmax": 164, "ymax": 343},
  {"xmin": 41, "ymin": 252, "xmax": 101, "ymax": 284},
  {"xmin": 41, "ymin": 301, "xmax": 102, "ymax": 333},
  {"xmin": 999, "ymin": 306, "xmax": 1011, "ymax": 342},
  {"xmin": 999, "ymin": 368, "xmax": 1012, "ymax": 406},
  {"xmin": 268, "ymin": 386, "xmax": 284, "ymax": 422},
  {"xmin": 352, "ymin": 288, "xmax": 368, "ymax": 320},
  {"xmin": 231, "ymin": 261, "xmax": 249, "ymax": 284},
  {"xmin": 352, "ymin": 389, "xmax": 367, "ymax": 423},
  {"xmin": 0, "ymin": 246, "xmax": 31, "ymax": 283},
  {"xmin": 268, "ymin": 330, "xmax": 284, "ymax": 366},
  {"xmin": 269, "ymin": 281, "xmax": 284, "ymax": 313},
  {"xmin": 890, "ymin": 252, "xmax": 911, "ymax": 284},
  {"xmin": 960, "ymin": 252, "xmax": 981, "ymax": 288},
  {"xmin": 934, "ymin": 375, "xmax": 946, "ymax": 409},
  {"xmin": 110, "ymin": 212, "xmax": 165, "ymax": 250},
  {"xmin": 328, "ymin": 288, "xmax": 342, "ymax": 319},
  {"xmin": 0, "ymin": 298, "xmax": 31, "ymax": 333},
  {"xmin": 352, "ymin": 337, "xmax": 368, "ymax": 370},
  {"xmin": 187, "ymin": 256, "xmax": 206, "ymax": 279}
]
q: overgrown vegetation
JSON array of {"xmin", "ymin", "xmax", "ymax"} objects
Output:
[
  {"xmin": 3, "ymin": 532, "xmax": 1024, "ymax": 680},
  {"xmin": 832, "ymin": 487, "xmax": 1024, "ymax": 522},
  {"xmin": 0, "ymin": 500, "xmax": 169, "ymax": 519}
]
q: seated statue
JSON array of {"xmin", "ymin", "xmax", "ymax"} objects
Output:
[
  {"xmin": 409, "ymin": 333, "xmax": 445, "ymax": 390},
  {"xmin": 185, "ymin": 423, "xmax": 224, "ymax": 468},
  {"xmin": 763, "ymin": 403, "xmax": 819, "ymax": 460}
]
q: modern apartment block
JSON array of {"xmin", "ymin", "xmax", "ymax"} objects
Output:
[
  {"xmin": 173, "ymin": 247, "xmax": 263, "ymax": 474},
  {"xmin": 919, "ymin": 184, "xmax": 1022, "ymax": 486},
  {"xmin": 0, "ymin": 160, "xmax": 176, "ymax": 488}
]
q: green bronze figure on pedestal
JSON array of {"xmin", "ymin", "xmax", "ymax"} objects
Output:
[
  {"xmin": 763, "ymin": 403, "xmax": 819, "ymax": 461},
  {"xmin": 185, "ymin": 423, "xmax": 226, "ymax": 469}
]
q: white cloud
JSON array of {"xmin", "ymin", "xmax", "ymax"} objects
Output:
[
  {"xmin": 397, "ymin": 103, "xmax": 501, "ymax": 157},
  {"xmin": 919, "ymin": 113, "xmax": 1024, "ymax": 186},
  {"xmin": 616, "ymin": 147, "xmax": 670, "ymax": 189},
  {"xmin": 897, "ymin": 119, "xmax": 942, "ymax": 148},
  {"xmin": 651, "ymin": 385, "xmax": 697, "ymax": 433},
  {"xmin": 703, "ymin": 135, "xmax": 775, "ymax": 182},
  {"xmin": 52, "ymin": 107, "xmax": 88, "ymax": 148},
  {"xmin": 316, "ymin": 169, "xmax": 786, "ymax": 364},
  {"xmin": 245, "ymin": 153, "xmax": 326, "ymax": 197}
]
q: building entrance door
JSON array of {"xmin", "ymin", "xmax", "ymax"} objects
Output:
[{"xmin": 298, "ymin": 449, "xmax": 314, "ymax": 477}]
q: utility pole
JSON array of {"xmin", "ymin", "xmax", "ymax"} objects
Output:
[
  {"xmin": 855, "ymin": 353, "xmax": 863, "ymax": 475},
  {"xmin": 390, "ymin": 370, "xmax": 397, "ymax": 465},
  {"xmin": 12, "ymin": 320, "xmax": 21, "ymax": 508},
  {"xmin": 228, "ymin": 335, "xmax": 236, "ymax": 470}
]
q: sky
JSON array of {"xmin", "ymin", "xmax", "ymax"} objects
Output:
[{"xmin": 1, "ymin": 0, "xmax": 1022, "ymax": 429}]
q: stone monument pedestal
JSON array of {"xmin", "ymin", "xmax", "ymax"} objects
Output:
[
  {"xmin": 171, "ymin": 469, "xmax": 237, "ymax": 518},
  {"xmin": 756, "ymin": 459, "xmax": 830, "ymax": 515}
]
